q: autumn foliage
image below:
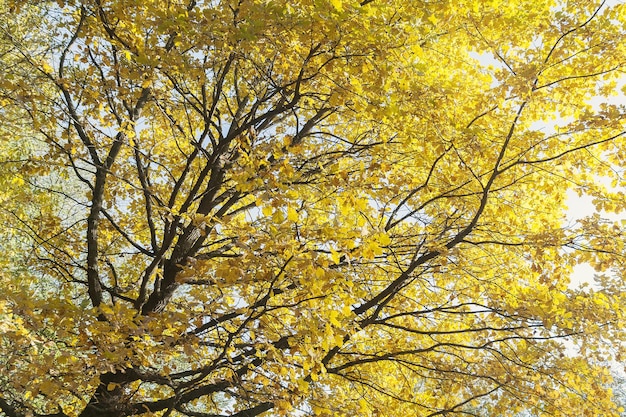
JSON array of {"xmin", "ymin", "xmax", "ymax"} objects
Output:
[{"xmin": 1, "ymin": 0, "xmax": 626, "ymax": 416}]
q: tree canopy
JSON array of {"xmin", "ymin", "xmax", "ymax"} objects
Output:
[{"xmin": 1, "ymin": 0, "xmax": 626, "ymax": 416}]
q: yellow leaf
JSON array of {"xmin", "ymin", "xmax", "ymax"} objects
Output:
[
  {"xmin": 342, "ymin": 304, "xmax": 352, "ymax": 316},
  {"xmin": 412, "ymin": 43, "xmax": 425, "ymax": 58},
  {"xmin": 272, "ymin": 210, "xmax": 285, "ymax": 224},
  {"xmin": 99, "ymin": 304, "xmax": 113, "ymax": 315},
  {"xmin": 315, "ymin": 267, "xmax": 325, "ymax": 279},
  {"xmin": 41, "ymin": 61, "xmax": 53, "ymax": 74},
  {"xmin": 287, "ymin": 206, "xmax": 299, "ymax": 222},
  {"xmin": 330, "ymin": 248, "xmax": 341, "ymax": 264},
  {"xmin": 329, "ymin": 0, "xmax": 343, "ymax": 12},
  {"xmin": 359, "ymin": 398, "xmax": 369, "ymax": 412}
]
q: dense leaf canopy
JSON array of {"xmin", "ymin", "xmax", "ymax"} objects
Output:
[{"xmin": 1, "ymin": 0, "xmax": 626, "ymax": 416}]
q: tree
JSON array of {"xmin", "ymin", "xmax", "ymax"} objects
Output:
[{"xmin": 1, "ymin": 0, "xmax": 626, "ymax": 415}]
